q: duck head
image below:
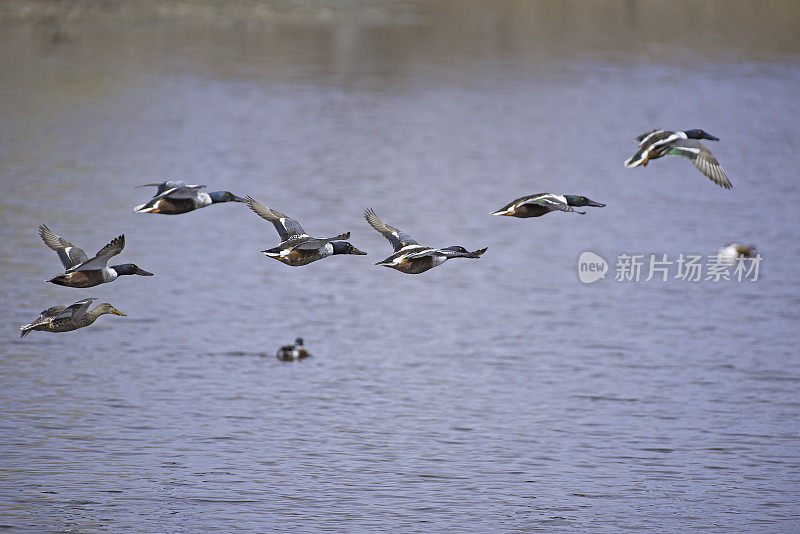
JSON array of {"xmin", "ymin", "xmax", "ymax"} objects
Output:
[
  {"xmin": 96, "ymin": 303, "xmax": 127, "ymax": 316},
  {"xmin": 564, "ymin": 195, "xmax": 606, "ymax": 208},
  {"xmin": 441, "ymin": 245, "xmax": 488, "ymax": 258},
  {"xmin": 683, "ymin": 129, "xmax": 719, "ymax": 141},
  {"xmin": 209, "ymin": 191, "xmax": 247, "ymax": 204},
  {"xmin": 331, "ymin": 241, "xmax": 368, "ymax": 256},
  {"xmin": 112, "ymin": 264, "xmax": 154, "ymax": 277}
]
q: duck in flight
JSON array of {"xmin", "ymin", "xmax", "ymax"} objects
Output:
[
  {"xmin": 134, "ymin": 180, "xmax": 246, "ymax": 214},
  {"xmin": 624, "ymin": 129, "xmax": 732, "ymax": 189},
  {"xmin": 39, "ymin": 225, "xmax": 153, "ymax": 288},
  {"xmin": 491, "ymin": 193, "xmax": 605, "ymax": 217},
  {"xmin": 245, "ymin": 196, "xmax": 367, "ymax": 266},
  {"xmin": 364, "ymin": 208, "xmax": 487, "ymax": 274},
  {"xmin": 20, "ymin": 297, "xmax": 126, "ymax": 337}
]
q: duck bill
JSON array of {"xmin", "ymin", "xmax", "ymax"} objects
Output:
[
  {"xmin": 352, "ymin": 247, "xmax": 368, "ymax": 256},
  {"xmin": 445, "ymin": 247, "xmax": 488, "ymax": 258},
  {"xmin": 705, "ymin": 133, "xmax": 720, "ymax": 141},
  {"xmin": 585, "ymin": 198, "xmax": 606, "ymax": 208},
  {"xmin": 231, "ymin": 194, "xmax": 247, "ymax": 202},
  {"xmin": 111, "ymin": 308, "xmax": 127, "ymax": 316},
  {"xmin": 136, "ymin": 267, "xmax": 155, "ymax": 276},
  {"xmin": 465, "ymin": 247, "xmax": 488, "ymax": 258}
]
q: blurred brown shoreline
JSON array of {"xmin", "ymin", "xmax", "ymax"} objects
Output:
[
  {"xmin": 1, "ymin": 0, "xmax": 798, "ymax": 61},
  {"xmin": 0, "ymin": 0, "xmax": 425, "ymax": 26}
]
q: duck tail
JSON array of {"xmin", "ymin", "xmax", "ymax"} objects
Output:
[
  {"xmin": 624, "ymin": 148, "xmax": 649, "ymax": 168},
  {"xmin": 133, "ymin": 199, "xmax": 159, "ymax": 213},
  {"xmin": 46, "ymin": 275, "xmax": 67, "ymax": 286}
]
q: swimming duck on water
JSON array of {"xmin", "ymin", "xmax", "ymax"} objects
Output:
[
  {"xmin": 245, "ymin": 196, "xmax": 367, "ymax": 266},
  {"xmin": 491, "ymin": 193, "xmax": 605, "ymax": 217},
  {"xmin": 20, "ymin": 297, "xmax": 126, "ymax": 337},
  {"xmin": 39, "ymin": 225, "xmax": 153, "ymax": 288},
  {"xmin": 364, "ymin": 208, "xmax": 487, "ymax": 275},
  {"xmin": 276, "ymin": 338, "xmax": 310, "ymax": 361},
  {"xmin": 133, "ymin": 180, "xmax": 246, "ymax": 214},
  {"xmin": 624, "ymin": 129, "xmax": 732, "ymax": 189},
  {"xmin": 719, "ymin": 242, "xmax": 757, "ymax": 262}
]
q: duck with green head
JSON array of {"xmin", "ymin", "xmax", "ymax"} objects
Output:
[
  {"xmin": 245, "ymin": 196, "xmax": 367, "ymax": 266},
  {"xmin": 39, "ymin": 225, "xmax": 153, "ymax": 288},
  {"xmin": 134, "ymin": 180, "xmax": 246, "ymax": 214},
  {"xmin": 624, "ymin": 128, "xmax": 732, "ymax": 189},
  {"xmin": 491, "ymin": 193, "xmax": 605, "ymax": 218},
  {"xmin": 365, "ymin": 208, "xmax": 487, "ymax": 274}
]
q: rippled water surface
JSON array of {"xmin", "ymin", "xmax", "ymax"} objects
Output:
[{"xmin": 1, "ymin": 1, "xmax": 799, "ymax": 531}]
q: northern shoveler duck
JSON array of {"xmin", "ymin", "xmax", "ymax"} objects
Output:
[
  {"xmin": 133, "ymin": 180, "xmax": 246, "ymax": 214},
  {"xmin": 719, "ymin": 242, "xmax": 757, "ymax": 262},
  {"xmin": 490, "ymin": 193, "xmax": 605, "ymax": 217},
  {"xmin": 245, "ymin": 196, "xmax": 367, "ymax": 266},
  {"xmin": 276, "ymin": 338, "xmax": 310, "ymax": 361},
  {"xmin": 364, "ymin": 208, "xmax": 487, "ymax": 275},
  {"xmin": 39, "ymin": 225, "xmax": 154, "ymax": 288},
  {"xmin": 20, "ymin": 298, "xmax": 126, "ymax": 337},
  {"xmin": 624, "ymin": 128, "xmax": 732, "ymax": 189}
]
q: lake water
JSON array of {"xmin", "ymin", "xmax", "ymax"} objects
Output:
[{"xmin": 1, "ymin": 1, "xmax": 799, "ymax": 531}]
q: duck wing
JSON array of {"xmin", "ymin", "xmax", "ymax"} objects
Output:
[
  {"xmin": 160, "ymin": 184, "xmax": 206, "ymax": 200},
  {"xmin": 38, "ymin": 225, "xmax": 90, "ymax": 269},
  {"xmin": 403, "ymin": 246, "xmax": 486, "ymax": 260},
  {"xmin": 20, "ymin": 304, "xmax": 69, "ymax": 337},
  {"xmin": 523, "ymin": 194, "xmax": 579, "ymax": 213},
  {"xmin": 137, "ymin": 180, "xmax": 191, "ymax": 196},
  {"xmin": 245, "ymin": 196, "xmax": 307, "ymax": 240},
  {"xmin": 401, "ymin": 247, "xmax": 440, "ymax": 260},
  {"xmin": 68, "ymin": 235, "xmax": 125, "ymax": 272},
  {"xmin": 293, "ymin": 232, "xmax": 351, "ymax": 250},
  {"xmin": 134, "ymin": 182, "xmax": 205, "ymax": 211},
  {"xmin": 625, "ymin": 130, "xmax": 680, "ymax": 167},
  {"xmin": 53, "ymin": 298, "xmax": 97, "ymax": 322},
  {"xmin": 39, "ymin": 304, "xmax": 68, "ymax": 319},
  {"xmin": 633, "ymin": 128, "xmax": 664, "ymax": 144},
  {"xmin": 668, "ymin": 140, "xmax": 732, "ymax": 189},
  {"xmin": 363, "ymin": 208, "xmax": 419, "ymax": 252}
]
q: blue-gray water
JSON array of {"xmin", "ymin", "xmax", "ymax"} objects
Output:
[{"xmin": 1, "ymin": 2, "xmax": 799, "ymax": 532}]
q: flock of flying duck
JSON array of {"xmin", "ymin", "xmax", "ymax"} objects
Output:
[{"xmin": 21, "ymin": 128, "xmax": 739, "ymax": 356}]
